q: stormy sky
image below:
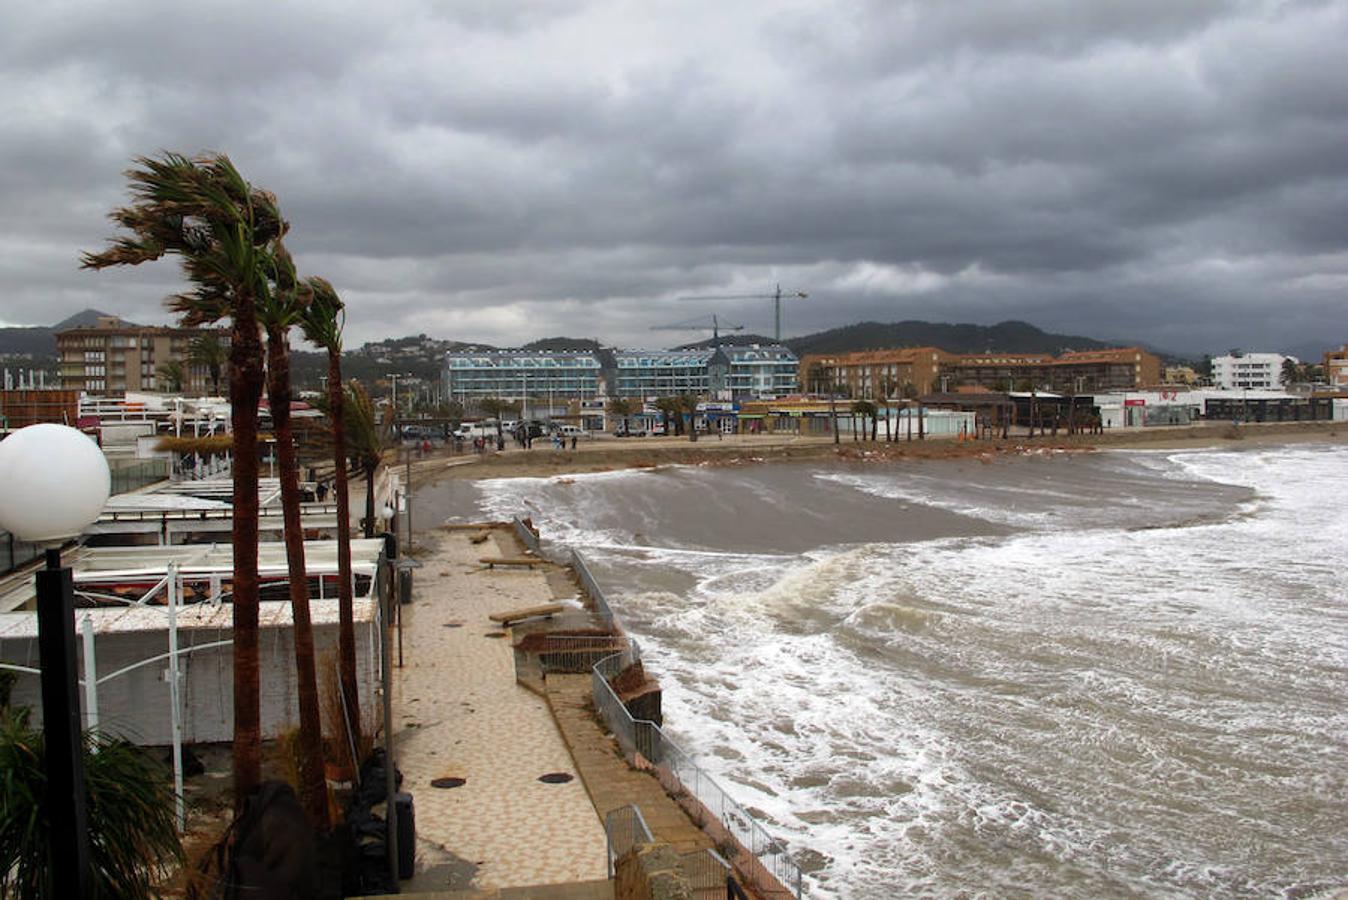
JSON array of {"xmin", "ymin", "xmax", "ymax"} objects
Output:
[{"xmin": 2, "ymin": 0, "xmax": 1345, "ymax": 357}]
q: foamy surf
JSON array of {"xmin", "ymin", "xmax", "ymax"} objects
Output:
[{"xmin": 414, "ymin": 444, "xmax": 1348, "ymax": 898}]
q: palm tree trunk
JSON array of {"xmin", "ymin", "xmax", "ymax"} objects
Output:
[
  {"xmin": 229, "ymin": 303, "xmax": 264, "ymax": 810},
  {"xmin": 328, "ymin": 351, "xmax": 362, "ymax": 750},
  {"xmin": 266, "ymin": 327, "xmax": 329, "ymax": 828}
]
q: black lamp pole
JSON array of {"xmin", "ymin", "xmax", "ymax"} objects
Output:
[{"xmin": 36, "ymin": 546, "xmax": 92, "ymax": 898}]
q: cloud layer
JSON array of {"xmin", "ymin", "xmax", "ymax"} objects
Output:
[{"xmin": 2, "ymin": 0, "xmax": 1345, "ymax": 356}]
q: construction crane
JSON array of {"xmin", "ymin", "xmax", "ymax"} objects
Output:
[
  {"xmin": 650, "ymin": 314, "xmax": 744, "ymax": 345},
  {"xmin": 677, "ymin": 283, "xmax": 808, "ymax": 342}
]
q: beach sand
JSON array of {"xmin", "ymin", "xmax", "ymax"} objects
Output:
[{"xmin": 407, "ymin": 419, "xmax": 1347, "ymax": 484}]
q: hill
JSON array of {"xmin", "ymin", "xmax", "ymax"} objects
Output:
[
  {"xmin": 785, "ymin": 320, "xmax": 1114, "ymax": 356},
  {"xmin": 0, "ymin": 308, "xmax": 132, "ymax": 359},
  {"xmin": 520, "ymin": 337, "xmax": 600, "ymax": 351}
]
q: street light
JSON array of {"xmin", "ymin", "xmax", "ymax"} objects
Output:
[{"xmin": 0, "ymin": 423, "xmax": 111, "ymax": 899}]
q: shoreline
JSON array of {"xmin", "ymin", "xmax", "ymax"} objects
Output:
[{"xmin": 409, "ymin": 420, "xmax": 1346, "ymax": 485}]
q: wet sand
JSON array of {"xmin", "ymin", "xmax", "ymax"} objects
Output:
[{"xmin": 407, "ymin": 419, "xmax": 1346, "ymax": 484}]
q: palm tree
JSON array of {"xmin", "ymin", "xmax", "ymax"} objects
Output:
[
  {"xmin": 476, "ymin": 397, "xmax": 518, "ymax": 444},
  {"xmin": 345, "ymin": 380, "xmax": 388, "ymax": 539},
  {"xmin": 299, "ymin": 278, "xmax": 362, "ymax": 752},
  {"xmin": 852, "ymin": 400, "xmax": 879, "ymax": 441},
  {"xmin": 607, "ymin": 396, "xmax": 634, "ymax": 434},
  {"xmin": 156, "ymin": 359, "xmax": 186, "ymax": 392},
  {"xmin": 0, "ymin": 710, "xmax": 183, "ymax": 898},
  {"xmin": 82, "ymin": 152, "xmax": 280, "ymax": 809},
  {"xmin": 188, "ymin": 332, "xmax": 228, "ymax": 395},
  {"xmin": 258, "ymin": 261, "xmax": 328, "ymax": 827},
  {"xmin": 653, "ymin": 396, "xmax": 679, "ymax": 435},
  {"xmin": 676, "ymin": 394, "xmax": 700, "ymax": 441}
]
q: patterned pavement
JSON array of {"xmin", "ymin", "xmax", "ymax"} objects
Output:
[{"xmin": 391, "ymin": 529, "xmax": 608, "ymax": 891}]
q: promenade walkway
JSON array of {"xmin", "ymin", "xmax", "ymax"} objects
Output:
[{"xmin": 393, "ymin": 530, "xmax": 607, "ymax": 892}]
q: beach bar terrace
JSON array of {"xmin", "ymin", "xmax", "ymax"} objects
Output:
[{"xmin": 0, "ymin": 538, "xmax": 388, "ymax": 745}]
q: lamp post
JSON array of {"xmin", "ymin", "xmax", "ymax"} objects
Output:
[{"xmin": 0, "ymin": 423, "xmax": 111, "ymax": 899}]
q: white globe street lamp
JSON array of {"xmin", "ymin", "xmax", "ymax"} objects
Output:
[
  {"xmin": 0, "ymin": 423, "xmax": 110, "ymax": 899},
  {"xmin": 0, "ymin": 423, "xmax": 111, "ymax": 541}
]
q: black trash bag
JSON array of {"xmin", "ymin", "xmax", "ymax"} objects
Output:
[{"xmin": 199, "ymin": 780, "xmax": 321, "ymax": 900}]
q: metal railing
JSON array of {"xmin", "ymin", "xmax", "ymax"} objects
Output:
[
  {"xmin": 605, "ymin": 804, "xmax": 654, "ymax": 877},
  {"xmin": 605, "ymin": 804, "xmax": 733, "ymax": 899},
  {"xmin": 593, "ymin": 645, "xmax": 804, "ymax": 897},
  {"xmin": 109, "ymin": 459, "xmax": 170, "ymax": 494},
  {"xmin": 527, "ymin": 634, "xmax": 628, "ymax": 675},
  {"xmin": 680, "ymin": 848, "xmax": 733, "ymax": 899},
  {"xmin": 511, "ymin": 515, "xmax": 541, "ymax": 553},
  {"xmin": 97, "ymin": 502, "xmax": 340, "ymax": 523},
  {"xmin": 571, "ymin": 548, "xmax": 616, "ymax": 629},
  {"xmin": 0, "ymin": 530, "xmax": 45, "ymax": 576}
]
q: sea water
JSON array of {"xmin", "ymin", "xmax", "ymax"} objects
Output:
[{"xmin": 423, "ymin": 444, "xmax": 1348, "ymax": 898}]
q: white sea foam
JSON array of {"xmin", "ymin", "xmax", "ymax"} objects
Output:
[{"xmin": 480, "ymin": 445, "xmax": 1348, "ymax": 898}]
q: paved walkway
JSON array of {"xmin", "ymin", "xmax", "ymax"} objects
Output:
[
  {"xmin": 545, "ymin": 674, "xmax": 714, "ymax": 857},
  {"xmin": 393, "ymin": 530, "xmax": 608, "ymax": 891}
]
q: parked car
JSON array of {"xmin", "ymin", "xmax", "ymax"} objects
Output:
[
  {"xmin": 613, "ymin": 423, "xmax": 647, "ymax": 437},
  {"xmin": 649, "ymin": 422, "xmax": 667, "ymax": 436}
]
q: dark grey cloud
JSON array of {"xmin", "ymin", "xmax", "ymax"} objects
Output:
[{"xmin": 0, "ymin": 0, "xmax": 1344, "ymax": 358}]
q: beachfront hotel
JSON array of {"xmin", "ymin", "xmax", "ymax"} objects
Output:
[
  {"xmin": 56, "ymin": 314, "xmax": 227, "ymax": 396},
  {"xmin": 443, "ymin": 343, "xmax": 799, "ymax": 404},
  {"xmin": 801, "ymin": 345, "xmax": 1164, "ymax": 399}
]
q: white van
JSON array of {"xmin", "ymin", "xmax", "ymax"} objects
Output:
[
  {"xmin": 453, "ymin": 421, "xmax": 498, "ymax": 440},
  {"xmin": 554, "ymin": 424, "xmax": 588, "ymax": 439}
]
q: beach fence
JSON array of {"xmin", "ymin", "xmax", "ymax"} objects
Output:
[
  {"xmin": 563, "ymin": 542, "xmax": 805, "ymax": 895},
  {"xmin": 591, "ymin": 638, "xmax": 804, "ymax": 897},
  {"xmin": 571, "ymin": 548, "xmax": 617, "ymax": 630},
  {"xmin": 604, "ymin": 804, "xmax": 733, "ymax": 900}
]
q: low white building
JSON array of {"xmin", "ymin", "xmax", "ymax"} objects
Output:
[
  {"xmin": 0, "ymin": 539, "xmax": 389, "ymax": 745},
  {"xmin": 1211, "ymin": 353, "xmax": 1296, "ymax": 390}
]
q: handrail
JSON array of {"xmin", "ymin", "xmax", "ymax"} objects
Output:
[{"xmin": 589, "ymin": 630, "xmax": 804, "ymax": 896}]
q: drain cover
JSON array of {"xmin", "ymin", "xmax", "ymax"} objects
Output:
[
  {"xmin": 431, "ymin": 777, "xmax": 466, "ymax": 789},
  {"xmin": 442, "ymin": 622, "xmax": 463, "ymax": 628},
  {"xmin": 537, "ymin": 772, "xmax": 574, "ymax": 784},
  {"xmin": 484, "ymin": 632, "xmax": 506, "ymax": 639}
]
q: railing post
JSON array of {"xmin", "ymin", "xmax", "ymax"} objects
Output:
[
  {"xmin": 166, "ymin": 563, "xmax": 185, "ymax": 833},
  {"xmin": 81, "ymin": 613, "xmax": 99, "ymax": 741}
]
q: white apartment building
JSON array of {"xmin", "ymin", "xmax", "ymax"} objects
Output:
[{"xmin": 1210, "ymin": 352, "xmax": 1296, "ymax": 390}]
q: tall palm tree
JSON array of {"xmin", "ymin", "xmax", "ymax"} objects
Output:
[
  {"xmin": 156, "ymin": 359, "xmax": 186, "ymax": 392},
  {"xmin": 299, "ymin": 278, "xmax": 362, "ymax": 750},
  {"xmin": 852, "ymin": 400, "xmax": 879, "ymax": 441},
  {"xmin": 258, "ymin": 262, "xmax": 328, "ymax": 827},
  {"xmin": 345, "ymin": 381, "xmax": 387, "ymax": 539},
  {"xmin": 188, "ymin": 332, "xmax": 228, "ymax": 395},
  {"xmin": 652, "ymin": 396, "xmax": 679, "ymax": 435},
  {"xmin": 676, "ymin": 393, "xmax": 699, "ymax": 442},
  {"xmin": 606, "ymin": 396, "xmax": 634, "ymax": 434},
  {"xmin": 82, "ymin": 152, "xmax": 279, "ymax": 808}
]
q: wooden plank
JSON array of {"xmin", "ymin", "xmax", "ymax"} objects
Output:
[
  {"xmin": 479, "ymin": 556, "xmax": 543, "ymax": 568},
  {"xmin": 488, "ymin": 603, "xmax": 565, "ymax": 625}
]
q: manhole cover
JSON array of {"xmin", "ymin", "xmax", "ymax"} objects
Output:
[
  {"xmin": 484, "ymin": 632, "xmax": 506, "ymax": 639},
  {"xmin": 431, "ymin": 777, "xmax": 466, "ymax": 789},
  {"xmin": 537, "ymin": 772, "xmax": 574, "ymax": 784}
]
